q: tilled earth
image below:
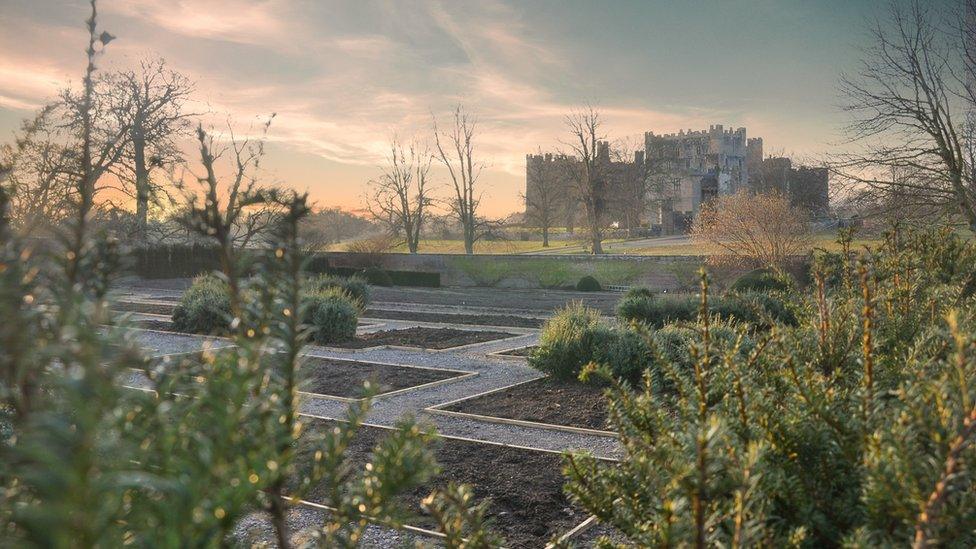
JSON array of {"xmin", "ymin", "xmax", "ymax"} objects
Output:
[
  {"xmin": 445, "ymin": 377, "xmax": 610, "ymax": 431},
  {"xmin": 298, "ymin": 419, "xmax": 590, "ymax": 548},
  {"xmin": 299, "ymin": 356, "xmax": 461, "ymax": 398},
  {"xmin": 333, "ymin": 327, "xmax": 517, "ymax": 350}
]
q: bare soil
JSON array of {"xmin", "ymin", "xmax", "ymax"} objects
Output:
[
  {"xmin": 444, "ymin": 377, "xmax": 610, "ymax": 431},
  {"xmin": 299, "ymin": 419, "xmax": 589, "ymax": 548},
  {"xmin": 364, "ymin": 308, "xmax": 543, "ymax": 328},
  {"xmin": 299, "ymin": 356, "xmax": 461, "ymax": 398},
  {"xmin": 114, "ymin": 301, "xmax": 176, "ymax": 315},
  {"xmin": 498, "ymin": 346, "xmax": 537, "ymax": 357},
  {"xmin": 333, "ymin": 327, "xmax": 515, "ymax": 350}
]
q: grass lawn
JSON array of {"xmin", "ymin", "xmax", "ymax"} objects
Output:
[
  {"xmin": 323, "ymin": 233, "xmax": 888, "ymax": 256},
  {"xmin": 385, "ymin": 239, "xmax": 581, "ymax": 254}
]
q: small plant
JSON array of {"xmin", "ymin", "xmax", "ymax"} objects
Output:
[
  {"xmin": 531, "ymin": 302, "xmax": 649, "ymax": 383},
  {"xmin": 617, "ymin": 294, "xmax": 697, "ymax": 327},
  {"xmin": 590, "ymin": 325, "xmax": 651, "ymax": 384},
  {"xmin": 575, "ymin": 275, "xmax": 602, "ymax": 291},
  {"xmin": 623, "ymin": 286, "xmax": 655, "ymax": 299},
  {"xmin": 530, "ymin": 302, "xmax": 602, "ymax": 380},
  {"xmin": 305, "ymin": 273, "xmax": 371, "ymax": 309},
  {"xmin": 305, "ymin": 288, "xmax": 359, "ymax": 343},
  {"xmin": 360, "ymin": 266, "xmax": 394, "ymax": 286},
  {"xmin": 171, "ymin": 274, "xmax": 231, "ymax": 334}
]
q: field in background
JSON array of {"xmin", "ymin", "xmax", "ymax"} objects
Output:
[{"xmin": 322, "ymin": 232, "xmax": 885, "ymax": 256}]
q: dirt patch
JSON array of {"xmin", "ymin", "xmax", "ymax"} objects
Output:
[
  {"xmin": 332, "ymin": 327, "xmax": 515, "ymax": 350},
  {"xmin": 299, "ymin": 356, "xmax": 461, "ymax": 398},
  {"xmin": 444, "ymin": 377, "xmax": 610, "ymax": 431},
  {"xmin": 299, "ymin": 420, "xmax": 588, "ymax": 548},
  {"xmin": 497, "ymin": 346, "xmax": 537, "ymax": 357},
  {"xmin": 365, "ymin": 308, "xmax": 543, "ymax": 328},
  {"xmin": 114, "ymin": 301, "xmax": 176, "ymax": 315},
  {"xmin": 132, "ymin": 318, "xmax": 176, "ymax": 331}
]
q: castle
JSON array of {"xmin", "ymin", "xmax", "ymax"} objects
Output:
[{"xmin": 525, "ymin": 125, "xmax": 828, "ymax": 235}]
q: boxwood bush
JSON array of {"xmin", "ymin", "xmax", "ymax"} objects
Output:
[
  {"xmin": 530, "ymin": 302, "xmax": 650, "ymax": 383},
  {"xmin": 304, "ymin": 288, "xmax": 359, "ymax": 344},
  {"xmin": 171, "ymin": 274, "xmax": 232, "ymax": 334},
  {"xmin": 305, "ymin": 274, "xmax": 370, "ymax": 309},
  {"xmin": 728, "ymin": 268, "xmax": 792, "ymax": 293}
]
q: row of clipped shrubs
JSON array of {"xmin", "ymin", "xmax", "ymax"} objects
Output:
[
  {"xmin": 616, "ymin": 268, "xmax": 796, "ymax": 328},
  {"xmin": 171, "ymin": 273, "xmax": 370, "ymax": 344},
  {"xmin": 304, "ymin": 256, "xmax": 441, "ymax": 287},
  {"xmin": 529, "ymin": 268, "xmax": 794, "ymax": 385}
]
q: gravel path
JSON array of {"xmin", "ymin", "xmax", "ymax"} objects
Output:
[{"xmin": 126, "ymin": 323, "xmax": 620, "ymax": 461}]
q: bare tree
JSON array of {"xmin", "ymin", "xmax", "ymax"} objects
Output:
[
  {"xmin": 433, "ymin": 105, "xmax": 484, "ymax": 255},
  {"xmin": 1, "ymin": 109, "xmax": 78, "ymax": 234},
  {"xmin": 367, "ymin": 137, "xmax": 434, "ymax": 253},
  {"xmin": 691, "ymin": 190, "xmax": 811, "ymax": 269},
  {"xmin": 835, "ymin": 0, "xmax": 976, "ymax": 228},
  {"xmin": 522, "ymin": 149, "xmax": 566, "ymax": 247},
  {"xmin": 299, "ymin": 207, "xmax": 377, "ymax": 252},
  {"xmin": 563, "ymin": 106, "xmax": 607, "ymax": 254},
  {"xmin": 102, "ymin": 58, "xmax": 195, "ymax": 241}
]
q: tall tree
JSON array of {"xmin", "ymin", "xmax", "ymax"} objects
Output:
[
  {"xmin": 433, "ymin": 105, "xmax": 484, "ymax": 255},
  {"xmin": 564, "ymin": 106, "xmax": 607, "ymax": 254},
  {"xmin": 836, "ymin": 0, "xmax": 976, "ymax": 227},
  {"xmin": 102, "ymin": 58, "xmax": 194, "ymax": 241},
  {"xmin": 367, "ymin": 137, "xmax": 434, "ymax": 253}
]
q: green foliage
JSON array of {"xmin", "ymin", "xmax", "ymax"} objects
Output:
[
  {"xmin": 617, "ymin": 291, "xmax": 797, "ymax": 329},
  {"xmin": 564, "ymin": 226, "xmax": 976, "ymax": 547},
  {"xmin": 170, "ymin": 274, "xmax": 231, "ymax": 334},
  {"xmin": 530, "ymin": 302, "xmax": 649, "ymax": 383},
  {"xmin": 530, "ymin": 302, "xmax": 602, "ymax": 380},
  {"xmin": 306, "ymin": 288, "xmax": 359, "ymax": 344},
  {"xmin": 360, "ymin": 266, "xmax": 394, "ymax": 286},
  {"xmin": 305, "ymin": 273, "xmax": 371, "ymax": 309},
  {"xmin": 575, "ymin": 275, "xmax": 602, "ymax": 291},
  {"xmin": 729, "ymin": 267, "xmax": 791, "ymax": 293},
  {"xmin": 623, "ymin": 286, "xmax": 655, "ymax": 299}
]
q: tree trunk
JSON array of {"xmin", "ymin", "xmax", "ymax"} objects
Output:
[
  {"xmin": 542, "ymin": 226, "xmax": 549, "ymax": 247},
  {"xmin": 464, "ymin": 219, "xmax": 474, "ymax": 255},
  {"xmin": 590, "ymin": 225, "xmax": 604, "ymax": 254},
  {"xmin": 132, "ymin": 120, "xmax": 149, "ymax": 243}
]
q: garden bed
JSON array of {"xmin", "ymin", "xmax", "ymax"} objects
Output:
[
  {"xmin": 132, "ymin": 318, "xmax": 176, "ymax": 331},
  {"xmin": 298, "ymin": 419, "xmax": 589, "ymax": 548},
  {"xmin": 364, "ymin": 308, "xmax": 543, "ymax": 328},
  {"xmin": 331, "ymin": 327, "xmax": 516, "ymax": 350},
  {"xmin": 114, "ymin": 300, "xmax": 176, "ymax": 315},
  {"xmin": 442, "ymin": 377, "xmax": 610, "ymax": 432},
  {"xmin": 299, "ymin": 356, "xmax": 464, "ymax": 399},
  {"xmin": 497, "ymin": 345, "xmax": 537, "ymax": 357}
]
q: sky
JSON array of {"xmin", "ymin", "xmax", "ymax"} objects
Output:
[{"xmin": 0, "ymin": 0, "xmax": 909, "ymax": 217}]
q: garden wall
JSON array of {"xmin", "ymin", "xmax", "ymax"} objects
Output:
[
  {"xmin": 131, "ymin": 245, "xmax": 807, "ymax": 291},
  {"xmin": 319, "ymin": 252, "xmax": 717, "ymax": 291}
]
